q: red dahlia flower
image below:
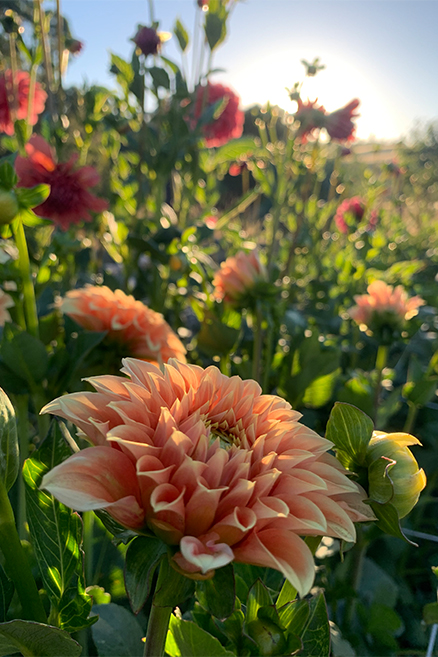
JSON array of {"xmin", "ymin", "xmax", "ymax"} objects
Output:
[
  {"xmin": 334, "ymin": 196, "xmax": 365, "ymax": 233},
  {"xmin": 0, "ymin": 70, "xmax": 46, "ymax": 136},
  {"xmin": 294, "ymin": 99, "xmax": 327, "ymax": 142},
  {"xmin": 194, "ymin": 82, "xmax": 244, "ymax": 147},
  {"xmin": 325, "ymin": 99, "xmax": 360, "ymax": 142},
  {"xmin": 41, "ymin": 359, "xmax": 373, "ymax": 595},
  {"xmin": 15, "ymin": 136, "xmax": 108, "ymax": 230},
  {"xmin": 132, "ymin": 26, "xmax": 162, "ymax": 57}
]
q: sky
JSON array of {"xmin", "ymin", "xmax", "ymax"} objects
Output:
[{"xmin": 59, "ymin": 0, "xmax": 438, "ymax": 142}]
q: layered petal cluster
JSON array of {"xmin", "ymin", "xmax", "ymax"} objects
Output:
[
  {"xmin": 60, "ymin": 285, "xmax": 186, "ymax": 364},
  {"xmin": 325, "ymin": 99, "xmax": 360, "ymax": 142},
  {"xmin": 194, "ymin": 82, "xmax": 244, "ymax": 147},
  {"xmin": 334, "ymin": 196, "xmax": 365, "ymax": 234},
  {"xmin": 213, "ymin": 250, "xmax": 267, "ymax": 305},
  {"xmin": 0, "ymin": 289, "xmax": 14, "ymax": 326},
  {"xmin": 349, "ymin": 280, "xmax": 425, "ymax": 329},
  {"xmin": 132, "ymin": 25, "xmax": 162, "ymax": 57},
  {"xmin": 42, "ymin": 359, "xmax": 372, "ymax": 596},
  {"xmin": 294, "ymin": 99, "xmax": 326, "ymax": 142},
  {"xmin": 0, "ymin": 70, "xmax": 46, "ymax": 136},
  {"xmin": 15, "ymin": 136, "xmax": 108, "ymax": 230}
]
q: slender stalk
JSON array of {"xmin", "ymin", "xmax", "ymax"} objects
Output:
[
  {"xmin": 344, "ymin": 527, "xmax": 367, "ymax": 629},
  {"xmin": 35, "ymin": 0, "xmax": 56, "ymax": 120},
  {"xmin": 56, "ymin": 0, "xmax": 64, "ymax": 93},
  {"xmin": 83, "ymin": 511, "xmax": 95, "ymax": 586},
  {"xmin": 373, "ymin": 343, "xmax": 388, "ymax": 424},
  {"xmin": 0, "ymin": 478, "xmax": 47, "ymax": 623},
  {"xmin": 8, "ymin": 33, "xmax": 18, "ymax": 124},
  {"xmin": 13, "ymin": 218, "xmax": 39, "ymax": 339},
  {"xmin": 403, "ymin": 402, "xmax": 418, "ymax": 434},
  {"xmin": 26, "ymin": 63, "xmax": 38, "ymax": 141},
  {"xmin": 143, "ymin": 603, "xmax": 172, "ymax": 657},
  {"xmin": 262, "ymin": 315, "xmax": 274, "ymax": 393},
  {"xmin": 14, "ymin": 394, "xmax": 29, "ymax": 540},
  {"xmin": 252, "ymin": 301, "xmax": 263, "ymax": 384},
  {"xmin": 148, "ymin": 0, "xmax": 155, "ymax": 23}
]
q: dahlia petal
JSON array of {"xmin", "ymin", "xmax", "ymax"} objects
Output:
[
  {"xmin": 304, "ymin": 492, "xmax": 356, "ymax": 542},
  {"xmin": 233, "ymin": 529, "xmax": 315, "ymax": 597},
  {"xmin": 185, "ymin": 482, "xmax": 228, "ymax": 536},
  {"xmin": 216, "ymin": 478, "xmax": 255, "ymax": 520},
  {"xmin": 212, "ymin": 507, "xmax": 257, "ymax": 545},
  {"xmin": 179, "ymin": 535, "xmax": 234, "ymax": 574},
  {"xmin": 149, "ymin": 483, "xmax": 185, "ymax": 533}
]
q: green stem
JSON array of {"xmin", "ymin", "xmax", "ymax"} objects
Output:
[
  {"xmin": 14, "ymin": 394, "xmax": 29, "ymax": 540},
  {"xmin": 344, "ymin": 528, "xmax": 367, "ymax": 629},
  {"xmin": 252, "ymin": 302, "xmax": 263, "ymax": 384},
  {"xmin": 403, "ymin": 402, "xmax": 418, "ymax": 434},
  {"xmin": 262, "ymin": 316, "xmax": 274, "ymax": 393},
  {"xmin": 373, "ymin": 344, "xmax": 388, "ymax": 424},
  {"xmin": 83, "ymin": 511, "xmax": 95, "ymax": 586},
  {"xmin": 13, "ymin": 218, "xmax": 39, "ymax": 339},
  {"xmin": 144, "ymin": 561, "xmax": 173, "ymax": 657},
  {"xmin": 0, "ymin": 479, "xmax": 47, "ymax": 623}
]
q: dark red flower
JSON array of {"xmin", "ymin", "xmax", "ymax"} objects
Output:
[
  {"xmin": 194, "ymin": 82, "xmax": 244, "ymax": 147},
  {"xmin": 197, "ymin": 0, "xmax": 209, "ymax": 6},
  {"xmin": 15, "ymin": 136, "xmax": 108, "ymax": 230},
  {"xmin": 294, "ymin": 99, "xmax": 326, "ymax": 142},
  {"xmin": 0, "ymin": 70, "xmax": 46, "ymax": 136},
  {"xmin": 132, "ymin": 26, "xmax": 161, "ymax": 57},
  {"xmin": 335, "ymin": 196, "xmax": 365, "ymax": 233},
  {"xmin": 67, "ymin": 39, "xmax": 84, "ymax": 55},
  {"xmin": 325, "ymin": 99, "xmax": 360, "ymax": 142}
]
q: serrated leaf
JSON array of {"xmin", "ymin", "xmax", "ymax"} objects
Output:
[
  {"xmin": 369, "ymin": 500, "xmax": 416, "ymax": 545},
  {"xmin": 22, "ymin": 423, "xmax": 93, "ymax": 632},
  {"xmin": 326, "ymin": 402, "xmax": 374, "ymax": 468},
  {"xmin": 174, "ymin": 19, "xmax": 189, "ymax": 52},
  {"xmin": 196, "ymin": 564, "xmax": 235, "ymax": 619},
  {"xmin": 165, "ymin": 614, "xmax": 235, "ymax": 657},
  {"xmin": 0, "ymin": 388, "xmax": 18, "ymax": 492},
  {"xmin": 0, "ymin": 565, "xmax": 14, "ymax": 622},
  {"xmin": 16, "ymin": 184, "xmax": 50, "ymax": 210},
  {"xmin": 245, "ymin": 580, "xmax": 272, "ymax": 625},
  {"xmin": 91, "ymin": 603, "xmax": 144, "ymax": 657},
  {"xmin": 0, "ymin": 620, "xmax": 81, "ymax": 656},
  {"xmin": 125, "ymin": 535, "xmax": 167, "ymax": 614},
  {"xmin": 276, "ymin": 579, "xmax": 297, "ymax": 608},
  {"xmin": 300, "ymin": 593, "xmax": 330, "ymax": 657},
  {"xmin": 278, "ymin": 599, "xmax": 309, "ymax": 636}
]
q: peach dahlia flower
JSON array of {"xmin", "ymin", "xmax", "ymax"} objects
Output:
[
  {"xmin": 60, "ymin": 286, "xmax": 186, "ymax": 363},
  {"xmin": 213, "ymin": 250, "xmax": 267, "ymax": 305},
  {"xmin": 349, "ymin": 280, "xmax": 425, "ymax": 329},
  {"xmin": 41, "ymin": 359, "xmax": 372, "ymax": 596}
]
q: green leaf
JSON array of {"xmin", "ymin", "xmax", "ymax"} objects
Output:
[
  {"xmin": 0, "ymin": 564, "xmax": 14, "ymax": 622},
  {"xmin": 196, "ymin": 564, "xmax": 235, "ymax": 619},
  {"xmin": 276, "ymin": 579, "xmax": 297, "ymax": 608},
  {"xmin": 174, "ymin": 19, "xmax": 189, "ymax": 52},
  {"xmin": 22, "ymin": 423, "xmax": 93, "ymax": 632},
  {"xmin": 153, "ymin": 557, "xmax": 195, "ymax": 608},
  {"xmin": 212, "ymin": 138, "xmax": 256, "ymax": 166},
  {"xmin": 0, "ymin": 160, "xmax": 17, "ymax": 190},
  {"xmin": 110, "ymin": 54, "xmax": 134, "ymax": 84},
  {"xmin": 245, "ymin": 580, "xmax": 272, "ymax": 624},
  {"xmin": 302, "ymin": 369, "xmax": 340, "ymax": 409},
  {"xmin": 205, "ymin": 13, "xmax": 225, "ymax": 51},
  {"xmin": 369, "ymin": 501, "xmax": 416, "ymax": 545},
  {"xmin": 149, "ymin": 66, "xmax": 170, "ymax": 90},
  {"xmin": 165, "ymin": 614, "xmax": 235, "ymax": 657},
  {"xmin": 277, "ymin": 599, "xmax": 309, "ymax": 636},
  {"xmin": 91, "ymin": 603, "xmax": 144, "ymax": 657},
  {"xmin": 16, "ymin": 184, "xmax": 50, "ymax": 210},
  {"xmin": 0, "ymin": 619, "xmax": 81, "ymax": 656},
  {"xmin": 0, "ymin": 388, "xmax": 18, "ymax": 492},
  {"xmin": 423, "ymin": 602, "xmax": 438, "ymax": 625},
  {"xmin": 1, "ymin": 326, "xmax": 48, "ymax": 386},
  {"xmin": 300, "ymin": 593, "xmax": 330, "ymax": 657},
  {"xmin": 326, "ymin": 402, "xmax": 374, "ymax": 469},
  {"xmin": 124, "ymin": 535, "xmax": 167, "ymax": 614},
  {"xmin": 197, "ymin": 312, "xmax": 239, "ymax": 358}
]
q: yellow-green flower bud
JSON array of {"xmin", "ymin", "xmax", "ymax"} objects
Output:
[{"xmin": 366, "ymin": 431, "xmax": 426, "ymax": 518}]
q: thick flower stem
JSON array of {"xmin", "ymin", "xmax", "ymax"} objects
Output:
[
  {"xmin": 143, "ymin": 603, "xmax": 172, "ymax": 657},
  {"xmin": 13, "ymin": 218, "xmax": 39, "ymax": 339},
  {"xmin": 0, "ymin": 478, "xmax": 47, "ymax": 623}
]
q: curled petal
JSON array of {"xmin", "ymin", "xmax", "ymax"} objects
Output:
[{"xmin": 177, "ymin": 535, "xmax": 234, "ymax": 574}]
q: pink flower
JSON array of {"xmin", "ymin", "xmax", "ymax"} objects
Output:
[
  {"xmin": 325, "ymin": 99, "xmax": 360, "ymax": 143},
  {"xmin": 335, "ymin": 197, "xmax": 366, "ymax": 234},
  {"xmin": 294, "ymin": 99, "xmax": 326, "ymax": 142},
  {"xmin": 60, "ymin": 285, "xmax": 186, "ymax": 364},
  {"xmin": 15, "ymin": 136, "xmax": 108, "ymax": 230},
  {"xmin": 0, "ymin": 70, "xmax": 46, "ymax": 136},
  {"xmin": 349, "ymin": 281, "xmax": 425, "ymax": 329},
  {"xmin": 194, "ymin": 82, "xmax": 244, "ymax": 147},
  {"xmin": 0, "ymin": 289, "xmax": 14, "ymax": 326},
  {"xmin": 132, "ymin": 26, "xmax": 162, "ymax": 57},
  {"xmin": 41, "ymin": 359, "xmax": 372, "ymax": 595},
  {"xmin": 213, "ymin": 250, "xmax": 267, "ymax": 305}
]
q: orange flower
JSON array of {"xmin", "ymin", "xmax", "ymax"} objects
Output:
[
  {"xmin": 213, "ymin": 250, "xmax": 267, "ymax": 305},
  {"xmin": 349, "ymin": 280, "xmax": 425, "ymax": 329},
  {"xmin": 60, "ymin": 286, "xmax": 186, "ymax": 364},
  {"xmin": 41, "ymin": 359, "xmax": 372, "ymax": 596},
  {"xmin": 0, "ymin": 289, "xmax": 13, "ymax": 326}
]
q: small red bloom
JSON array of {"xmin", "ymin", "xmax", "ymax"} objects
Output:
[
  {"xmin": 294, "ymin": 99, "xmax": 326, "ymax": 142},
  {"xmin": 335, "ymin": 196, "xmax": 365, "ymax": 233},
  {"xmin": 15, "ymin": 136, "xmax": 108, "ymax": 230},
  {"xmin": 67, "ymin": 39, "xmax": 84, "ymax": 55},
  {"xmin": 0, "ymin": 70, "xmax": 46, "ymax": 136},
  {"xmin": 325, "ymin": 99, "xmax": 360, "ymax": 142},
  {"xmin": 132, "ymin": 26, "xmax": 161, "ymax": 57},
  {"xmin": 194, "ymin": 82, "xmax": 244, "ymax": 147}
]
